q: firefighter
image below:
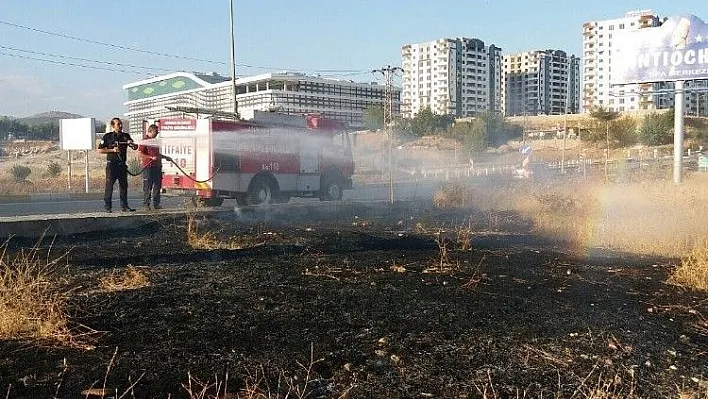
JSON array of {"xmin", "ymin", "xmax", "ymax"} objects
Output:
[
  {"xmin": 137, "ymin": 124, "xmax": 163, "ymax": 210},
  {"xmin": 97, "ymin": 117, "xmax": 137, "ymax": 212}
]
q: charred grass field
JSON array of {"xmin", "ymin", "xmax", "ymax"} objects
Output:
[{"xmin": 1, "ymin": 175, "xmax": 708, "ymax": 398}]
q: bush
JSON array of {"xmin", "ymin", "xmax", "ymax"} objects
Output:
[
  {"xmin": 45, "ymin": 161, "xmax": 62, "ymax": 177},
  {"xmin": 9, "ymin": 164, "xmax": 31, "ymax": 182},
  {"xmin": 610, "ymin": 116, "xmax": 639, "ymax": 148},
  {"xmin": 433, "ymin": 181, "xmax": 476, "ymax": 209},
  {"xmin": 639, "ymin": 111, "xmax": 674, "ymax": 146}
]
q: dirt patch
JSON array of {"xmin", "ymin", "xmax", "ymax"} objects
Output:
[{"xmin": 0, "ymin": 202, "xmax": 706, "ymax": 398}]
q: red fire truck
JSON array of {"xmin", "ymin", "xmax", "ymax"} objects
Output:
[{"xmin": 151, "ymin": 110, "xmax": 354, "ymax": 206}]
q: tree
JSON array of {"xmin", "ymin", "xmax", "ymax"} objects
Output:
[
  {"xmin": 447, "ymin": 112, "xmax": 522, "ymax": 152},
  {"xmin": 638, "ymin": 110, "xmax": 674, "ymax": 146},
  {"xmin": 27, "ymin": 123, "xmax": 58, "ymax": 140},
  {"xmin": 362, "ymin": 105, "xmax": 384, "ymax": 131},
  {"xmin": 589, "ymin": 107, "xmax": 620, "ymax": 149},
  {"xmin": 95, "ymin": 121, "xmax": 107, "ymax": 134},
  {"xmin": 611, "ymin": 116, "xmax": 639, "ymax": 148},
  {"xmin": 405, "ymin": 107, "xmax": 455, "ymax": 137},
  {"xmin": 410, "ymin": 107, "xmax": 438, "ymax": 136},
  {"xmin": 0, "ymin": 117, "xmax": 29, "ymax": 140},
  {"xmin": 479, "ymin": 111, "xmax": 522, "ymax": 147},
  {"xmin": 449, "ymin": 120, "xmax": 487, "ymax": 152},
  {"xmin": 0, "ymin": 118, "xmax": 59, "ymax": 140},
  {"xmin": 589, "ymin": 107, "xmax": 620, "ymax": 182}
]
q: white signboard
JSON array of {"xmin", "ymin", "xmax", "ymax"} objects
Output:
[
  {"xmin": 612, "ymin": 15, "xmax": 708, "ymax": 84},
  {"xmin": 59, "ymin": 118, "xmax": 96, "ymax": 150}
]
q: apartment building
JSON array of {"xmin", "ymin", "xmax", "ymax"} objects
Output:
[
  {"xmin": 583, "ymin": 11, "xmax": 708, "ymax": 115},
  {"xmin": 401, "ymin": 37, "xmax": 502, "ymax": 118},
  {"xmin": 582, "ymin": 10, "xmax": 663, "ymax": 112},
  {"xmin": 502, "ymin": 50, "xmax": 580, "ymax": 116},
  {"xmin": 122, "ymin": 71, "xmax": 399, "ymax": 134}
]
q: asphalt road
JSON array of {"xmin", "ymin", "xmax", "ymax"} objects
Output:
[{"xmin": 0, "ymin": 181, "xmax": 439, "ymax": 217}]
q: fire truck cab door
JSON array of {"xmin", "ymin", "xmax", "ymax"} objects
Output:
[
  {"xmin": 297, "ymin": 144, "xmax": 320, "ymax": 191},
  {"xmin": 299, "ymin": 145, "xmax": 318, "ymax": 174}
]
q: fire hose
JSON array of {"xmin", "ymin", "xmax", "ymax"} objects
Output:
[
  {"xmin": 160, "ymin": 155, "xmax": 218, "ymax": 184},
  {"xmin": 115, "ymin": 142, "xmax": 218, "ymax": 183}
]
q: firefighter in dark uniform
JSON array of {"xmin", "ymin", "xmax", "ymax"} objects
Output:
[{"xmin": 97, "ymin": 117, "xmax": 137, "ymax": 212}]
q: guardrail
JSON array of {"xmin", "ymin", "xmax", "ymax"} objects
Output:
[{"xmin": 380, "ymin": 153, "xmax": 707, "ymax": 182}]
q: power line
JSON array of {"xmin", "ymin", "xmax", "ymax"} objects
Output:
[
  {"xmin": 0, "ymin": 45, "xmax": 172, "ymax": 73},
  {"xmin": 0, "ymin": 51, "xmax": 152, "ymax": 75},
  {"xmin": 0, "ymin": 19, "xmax": 372, "ymax": 76},
  {"xmin": 0, "ymin": 19, "xmax": 225, "ymax": 65},
  {"xmin": 0, "ymin": 46, "xmax": 375, "ymax": 79}
]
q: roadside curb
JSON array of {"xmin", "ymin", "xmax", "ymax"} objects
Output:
[
  {"xmin": 0, "ymin": 193, "xmax": 104, "ymax": 203},
  {"xmin": 0, "ymin": 212, "xmax": 156, "ymax": 239}
]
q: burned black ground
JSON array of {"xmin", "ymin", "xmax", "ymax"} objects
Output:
[{"xmin": 1, "ymin": 201, "xmax": 706, "ymax": 398}]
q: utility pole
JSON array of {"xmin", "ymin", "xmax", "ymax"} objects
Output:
[
  {"xmin": 522, "ymin": 110, "xmax": 527, "ymax": 145},
  {"xmin": 229, "ymin": 0, "xmax": 239, "ymax": 119},
  {"xmin": 561, "ymin": 67, "xmax": 570, "ymax": 174},
  {"xmin": 522, "ymin": 86, "xmax": 528, "ymax": 145},
  {"xmin": 373, "ymin": 65, "xmax": 403, "ymax": 204}
]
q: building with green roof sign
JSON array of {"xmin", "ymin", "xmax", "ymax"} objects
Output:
[{"xmin": 122, "ymin": 71, "xmax": 399, "ymax": 134}]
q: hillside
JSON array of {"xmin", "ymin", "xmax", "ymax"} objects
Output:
[{"xmin": 16, "ymin": 111, "xmax": 84, "ymax": 126}]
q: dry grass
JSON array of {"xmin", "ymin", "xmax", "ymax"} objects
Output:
[
  {"xmin": 186, "ymin": 214, "xmax": 229, "ymax": 250},
  {"xmin": 433, "ymin": 181, "xmax": 477, "ymax": 209},
  {"xmin": 186, "ymin": 214, "xmax": 269, "ymax": 250},
  {"xmin": 490, "ymin": 176, "xmax": 708, "ymax": 258},
  {"xmin": 98, "ymin": 265, "xmax": 151, "ymax": 292},
  {"xmin": 433, "ymin": 173, "xmax": 708, "ymax": 291},
  {"xmin": 181, "ymin": 372, "xmax": 231, "ymax": 399},
  {"xmin": 472, "ymin": 366, "xmax": 708, "ymax": 399},
  {"xmin": 0, "ymin": 238, "xmax": 72, "ymax": 341},
  {"xmin": 670, "ymin": 242, "xmax": 708, "ymax": 291}
]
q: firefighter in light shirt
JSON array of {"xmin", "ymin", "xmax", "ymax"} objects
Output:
[{"xmin": 137, "ymin": 124, "xmax": 163, "ymax": 210}]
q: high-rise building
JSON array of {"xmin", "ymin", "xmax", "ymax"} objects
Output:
[
  {"xmin": 582, "ymin": 10, "xmax": 663, "ymax": 112},
  {"xmin": 502, "ymin": 50, "xmax": 580, "ymax": 116},
  {"xmin": 122, "ymin": 71, "xmax": 399, "ymax": 134},
  {"xmin": 401, "ymin": 38, "xmax": 502, "ymax": 118}
]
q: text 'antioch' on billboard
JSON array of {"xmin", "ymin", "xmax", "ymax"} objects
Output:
[{"xmin": 612, "ymin": 15, "xmax": 708, "ymax": 84}]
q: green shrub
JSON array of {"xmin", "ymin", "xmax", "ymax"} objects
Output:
[
  {"xmin": 639, "ymin": 111, "xmax": 674, "ymax": 146},
  {"xmin": 10, "ymin": 165, "xmax": 31, "ymax": 182},
  {"xmin": 45, "ymin": 161, "xmax": 62, "ymax": 177}
]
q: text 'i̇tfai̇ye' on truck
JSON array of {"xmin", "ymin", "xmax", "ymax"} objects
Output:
[{"xmin": 144, "ymin": 110, "xmax": 355, "ymax": 207}]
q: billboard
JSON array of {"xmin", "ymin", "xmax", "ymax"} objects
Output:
[
  {"xmin": 59, "ymin": 118, "xmax": 95, "ymax": 150},
  {"xmin": 612, "ymin": 15, "xmax": 708, "ymax": 84}
]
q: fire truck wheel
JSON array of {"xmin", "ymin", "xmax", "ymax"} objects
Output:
[
  {"xmin": 320, "ymin": 178, "xmax": 343, "ymax": 201},
  {"xmin": 247, "ymin": 176, "xmax": 274, "ymax": 206},
  {"xmin": 234, "ymin": 194, "xmax": 248, "ymax": 206}
]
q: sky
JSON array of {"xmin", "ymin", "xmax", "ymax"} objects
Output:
[{"xmin": 0, "ymin": 0, "xmax": 706, "ymax": 121}]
